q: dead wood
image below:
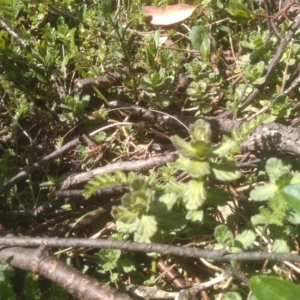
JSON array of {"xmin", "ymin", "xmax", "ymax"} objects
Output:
[
  {"xmin": 1, "ymin": 237, "xmax": 300, "ymax": 263},
  {"xmin": 0, "ymin": 245, "xmax": 132, "ymax": 300},
  {"xmin": 0, "ymin": 138, "xmax": 79, "ymax": 195},
  {"xmin": 58, "ymin": 151, "xmax": 179, "ymax": 190},
  {"xmin": 110, "ymin": 101, "xmax": 300, "ymax": 156},
  {"xmin": 76, "ymin": 67, "xmax": 128, "ymax": 90}
]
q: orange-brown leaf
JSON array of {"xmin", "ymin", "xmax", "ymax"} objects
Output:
[{"xmin": 142, "ymin": 4, "xmax": 199, "ymax": 26}]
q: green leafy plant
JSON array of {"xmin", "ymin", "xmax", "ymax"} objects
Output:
[
  {"xmin": 111, "ymin": 120, "xmax": 240, "ymax": 243},
  {"xmin": 83, "ymin": 171, "xmax": 138, "ymax": 199},
  {"xmin": 0, "ymin": 264, "xmax": 15, "ymax": 300},
  {"xmin": 166, "ymin": 119, "xmax": 241, "ymax": 222},
  {"xmin": 2, "ymin": 0, "xmax": 300, "ymax": 297},
  {"xmin": 249, "ymin": 276, "xmax": 300, "ymax": 300},
  {"xmin": 111, "ymin": 177, "xmax": 186, "ymax": 243},
  {"xmin": 214, "ymin": 225, "xmax": 255, "ymax": 252},
  {"xmin": 189, "ymin": 25, "xmax": 211, "ymax": 61},
  {"xmin": 59, "ymin": 94, "xmax": 90, "ymax": 124},
  {"xmin": 250, "ymin": 157, "xmax": 300, "ymax": 226},
  {"xmin": 23, "ymin": 273, "xmax": 40, "ymax": 300},
  {"xmin": 140, "ymin": 68, "xmax": 174, "ymax": 107}
]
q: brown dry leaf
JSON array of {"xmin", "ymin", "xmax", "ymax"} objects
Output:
[{"xmin": 142, "ymin": 4, "xmax": 199, "ymax": 26}]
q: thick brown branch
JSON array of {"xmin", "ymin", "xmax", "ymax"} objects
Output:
[{"xmin": 0, "ymin": 246, "xmax": 131, "ymax": 300}]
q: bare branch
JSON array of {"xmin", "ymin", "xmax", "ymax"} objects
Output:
[
  {"xmin": 0, "ymin": 138, "xmax": 79, "ymax": 195},
  {"xmin": 58, "ymin": 151, "xmax": 179, "ymax": 190},
  {"xmin": 0, "ymin": 237, "xmax": 299, "ymax": 263},
  {"xmin": 0, "ymin": 18, "xmax": 28, "ymax": 48},
  {"xmin": 0, "ymin": 246, "xmax": 131, "ymax": 300}
]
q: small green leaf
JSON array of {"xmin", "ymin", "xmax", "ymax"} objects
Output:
[
  {"xmin": 185, "ymin": 160, "xmax": 210, "ymax": 178},
  {"xmin": 210, "ymin": 163, "xmax": 241, "ymax": 181},
  {"xmin": 190, "ymin": 119, "xmax": 212, "ymax": 142},
  {"xmin": 113, "ymin": 207, "xmax": 139, "ymax": 234},
  {"xmin": 159, "ymin": 192, "xmax": 178, "ymax": 211},
  {"xmin": 135, "ymin": 215, "xmax": 157, "ymax": 242},
  {"xmin": 290, "ymin": 173, "xmax": 300, "ymax": 184},
  {"xmin": 249, "ymin": 276, "xmax": 300, "ymax": 300},
  {"xmin": 266, "ymin": 158, "xmax": 288, "ymax": 183},
  {"xmin": 214, "ymin": 225, "xmax": 234, "ymax": 247},
  {"xmin": 251, "ymin": 214, "xmax": 269, "ymax": 225},
  {"xmin": 0, "ymin": 264, "xmax": 15, "ymax": 282},
  {"xmin": 287, "ymin": 208, "xmax": 300, "ymax": 225},
  {"xmin": 185, "ymin": 210, "xmax": 204, "ymax": 222},
  {"xmin": 282, "ymin": 184, "xmax": 300, "ymax": 213},
  {"xmin": 166, "ymin": 180, "xmax": 186, "ymax": 196},
  {"xmin": 250, "ymin": 183, "xmax": 277, "ymax": 201},
  {"xmin": 212, "ymin": 140, "xmax": 236, "ymax": 157},
  {"xmin": 253, "ymin": 76, "xmax": 266, "ymax": 85},
  {"xmin": 190, "ymin": 140, "xmax": 212, "ymax": 158},
  {"xmin": 272, "ymin": 239, "xmax": 290, "ymax": 253},
  {"xmin": 234, "ymin": 230, "xmax": 255, "ymax": 250},
  {"xmin": 170, "ymin": 136, "xmax": 198, "ymax": 158},
  {"xmin": 99, "ymin": 249, "xmax": 121, "ymax": 271},
  {"xmin": 189, "ymin": 25, "xmax": 211, "ymax": 61},
  {"xmin": 226, "ymin": 1, "xmax": 251, "ymax": 21},
  {"xmin": 182, "ymin": 180, "xmax": 207, "ymax": 210}
]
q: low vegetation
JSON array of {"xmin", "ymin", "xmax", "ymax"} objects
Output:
[{"xmin": 1, "ymin": 0, "xmax": 300, "ymax": 299}]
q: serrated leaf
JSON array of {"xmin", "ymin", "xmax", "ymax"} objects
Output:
[
  {"xmin": 191, "ymin": 140, "xmax": 212, "ymax": 158},
  {"xmin": 170, "ymin": 135, "xmax": 198, "ymax": 158},
  {"xmin": 210, "ymin": 163, "xmax": 241, "ymax": 181},
  {"xmin": 212, "ymin": 140, "xmax": 236, "ymax": 157},
  {"xmin": 226, "ymin": 1, "xmax": 251, "ymax": 21},
  {"xmin": 182, "ymin": 180, "xmax": 206, "ymax": 210},
  {"xmin": 266, "ymin": 158, "xmax": 287, "ymax": 183},
  {"xmin": 185, "ymin": 160, "xmax": 211, "ymax": 178},
  {"xmin": 185, "ymin": 209, "xmax": 204, "ymax": 222},
  {"xmin": 251, "ymin": 213, "xmax": 269, "ymax": 225},
  {"xmin": 131, "ymin": 178, "xmax": 148, "ymax": 191},
  {"xmin": 214, "ymin": 225, "xmax": 234, "ymax": 246},
  {"xmin": 249, "ymin": 276, "xmax": 300, "ymax": 300},
  {"xmin": 83, "ymin": 173, "xmax": 117, "ymax": 199},
  {"xmin": 135, "ymin": 215, "xmax": 158, "ymax": 242},
  {"xmin": 115, "ymin": 170, "xmax": 128, "ymax": 182},
  {"xmin": 159, "ymin": 192, "xmax": 178, "ymax": 211},
  {"xmin": 250, "ymin": 183, "xmax": 277, "ymax": 201},
  {"xmin": 272, "ymin": 239, "xmax": 290, "ymax": 253},
  {"xmin": 235, "ymin": 230, "xmax": 255, "ymax": 250},
  {"xmin": 287, "ymin": 208, "xmax": 300, "ymax": 225},
  {"xmin": 99, "ymin": 249, "xmax": 121, "ymax": 264},
  {"xmin": 276, "ymin": 173, "xmax": 293, "ymax": 188},
  {"xmin": 190, "ymin": 119, "xmax": 211, "ymax": 141},
  {"xmin": 282, "ymin": 184, "xmax": 300, "ymax": 213},
  {"xmin": 166, "ymin": 180, "xmax": 186, "ymax": 196},
  {"xmin": 113, "ymin": 206, "xmax": 139, "ymax": 234},
  {"xmin": 190, "ymin": 25, "xmax": 211, "ymax": 61},
  {"xmin": 119, "ymin": 257, "xmax": 135, "ymax": 273},
  {"xmin": 290, "ymin": 173, "xmax": 300, "ymax": 184},
  {"xmin": 0, "ymin": 264, "xmax": 15, "ymax": 282},
  {"xmin": 253, "ymin": 76, "xmax": 266, "ymax": 85}
]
